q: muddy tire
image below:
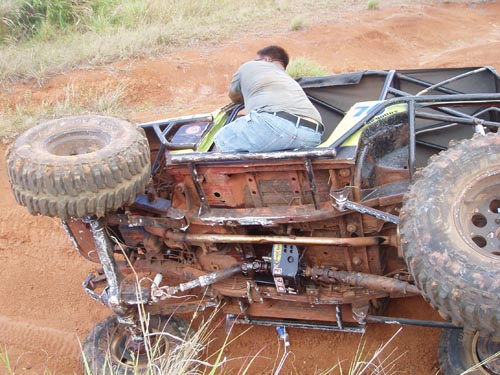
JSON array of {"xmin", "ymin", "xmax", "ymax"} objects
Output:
[
  {"xmin": 6, "ymin": 116, "xmax": 150, "ymax": 220},
  {"xmin": 439, "ymin": 329, "xmax": 500, "ymax": 375},
  {"xmin": 400, "ymin": 133, "xmax": 500, "ymax": 334},
  {"xmin": 82, "ymin": 314, "xmax": 194, "ymax": 375}
]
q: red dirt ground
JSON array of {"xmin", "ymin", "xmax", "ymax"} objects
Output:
[{"xmin": 1, "ymin": 1, "xmax": 500, "ymax": 374}]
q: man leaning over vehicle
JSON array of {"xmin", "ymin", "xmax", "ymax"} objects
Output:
[{"xmin": 214, "ymin": 45, "xmax": 323, "ymax": 152}]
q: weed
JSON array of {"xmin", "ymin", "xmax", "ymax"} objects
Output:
[
  {"xmin": 317, "ymin": 328, "xmax": 405, "ymax": 375},
  {"xmin": 0, "ymin": 349, "xmax": 13, "ymax": 375}
]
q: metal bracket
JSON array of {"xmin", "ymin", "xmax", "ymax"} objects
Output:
[{"xmin": 330, "ymin": 189, "xmax": 400, "ymax": 225}]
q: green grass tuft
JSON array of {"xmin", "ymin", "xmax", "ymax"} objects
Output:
[
  {"xmin": 290, "ymin": 16, "xmax": 304, "ymax": 31},
  {"xmin": 287, "ymin": 57, "xmax": 329, "ymax": 78}
]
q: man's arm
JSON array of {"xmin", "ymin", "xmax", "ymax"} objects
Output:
[{"xmin": 228, "ymin": 89, "xmax": 243, "ymax": 104}]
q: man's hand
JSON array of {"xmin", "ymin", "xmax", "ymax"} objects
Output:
[{"xmin": 228, "ymin": 89, "xmax": 243, "ymax": 104}]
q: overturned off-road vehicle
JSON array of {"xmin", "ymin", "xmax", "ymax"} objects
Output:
[{"xmin": 7, "ymin": 66, "xmax": 500, "ymax": 374}]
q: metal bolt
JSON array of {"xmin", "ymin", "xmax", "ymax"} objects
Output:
[
  {"xmin": 338, "ymin": 169, "xmax": 351, "ymax": 177},
  {"xmin": 346, "ymin": 223, "xmax": 358, "ymax": 233},
  {"xmin": 352, "ymin": 256, "xmax": 362, "ymax": 266}
]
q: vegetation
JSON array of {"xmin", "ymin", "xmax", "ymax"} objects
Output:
[
  {"xmin": 0, "ymin": 80, "xmax": 129, "ymax": 142},
  {"xmin": 287, "ymin": 57, "xmax": 329, "ymax": 78},
  {"xmin": 0, "ymin": 0, "xmax": 351, "ymax": 83},
  {"xmin": 367, "ymin": 0, "xmax": 380, "ymax": 10},
  {"xmin": 290, "ymin": 16, "xmax": 304, "ymax": 31},
  {"xmin": 0, "ymin": 349, "xmax": 13, "ymax": 375},
  {"xmin": 0, "ymin": 0, "xmax": 458, "ymax": 84}
]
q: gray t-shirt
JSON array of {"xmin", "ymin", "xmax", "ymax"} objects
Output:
[{"xmin": 230, "ymin": 61, "xmax": 322, "ymax": 123}]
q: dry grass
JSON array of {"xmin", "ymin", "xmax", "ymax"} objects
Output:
[{"xmin": 0, "ymin": 79, "xmax": 129, "ymax": 142}]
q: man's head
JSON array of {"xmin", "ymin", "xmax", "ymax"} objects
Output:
[{"xmin": 256, "ymin": 45, "xmax": 289, "ymax": 68}]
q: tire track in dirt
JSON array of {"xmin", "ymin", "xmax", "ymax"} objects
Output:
[{"xmin": 0, "ymin": 314, "xmax": 81, "ymax": 358}]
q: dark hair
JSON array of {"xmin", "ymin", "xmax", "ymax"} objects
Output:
[{"xmin": 257, "ymin": 45, "xmax": 289, "ymax": 68}]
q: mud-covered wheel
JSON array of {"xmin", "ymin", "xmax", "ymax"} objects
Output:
[
  {"xmin": 82, "ymin": 314, "xmax": 194, "ymax": 375},
  {"xmin": 400, "ymin": 133, "xmax": 500, "ymax": 334},
  {"xmin": 6, "ymin": 116, "xmax": 150, "ymax": 220},
  {"xmin": 439, "ymin": 329, "xmax": 500, "ymax": 375}
]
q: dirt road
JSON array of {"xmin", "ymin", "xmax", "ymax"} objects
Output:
[{"xmin": 2, "ymin": 1, "xmax": 500, "ymax": 374}]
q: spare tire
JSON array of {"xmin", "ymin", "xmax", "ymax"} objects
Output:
[
  {"xmin": 7, "ymin": 115, "xmax": 150, "ymax": 220},
  {"xmin": 400, "ymin": 133, "xmax": 500, "ymax": 334}
]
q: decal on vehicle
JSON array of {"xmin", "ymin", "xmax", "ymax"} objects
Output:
[
  {"xmin": 273, "ymin": 243, "xmax": 283, "ymax": 265},
  {"xmin": 274, "ymin": 276, "xmax": 286, "ymax": 294},
  {"xmin": 319, "ymin": 101, "xmax": 407, "ymax": 148},
  {"xmin": 185, "ymin": 125, "xmax": 202, "ymax": 134}
]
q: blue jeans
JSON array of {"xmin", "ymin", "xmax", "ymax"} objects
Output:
[{"xmin": 214, "ymin": 111, "xmax": 321, "ymax": 152}]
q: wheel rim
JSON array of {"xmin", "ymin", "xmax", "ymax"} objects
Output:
[
  {"xmin": 472, "ymin": 332, "xmax": 500, "ymax": 374},
  {"xmin": 109, "ymin": 325, "xmax": 170, "ymax": 369},
  {"xmin": 456, "ymin": 172, "xmax": 500, "ymax": 259},
  {"xmin": 44, "ymin": 130, "xmax": 111, "ymax": 156}
]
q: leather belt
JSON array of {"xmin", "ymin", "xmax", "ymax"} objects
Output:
[{"xmin": 272, "ymin": 111, "xmax": 324, "ymax": 134}]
